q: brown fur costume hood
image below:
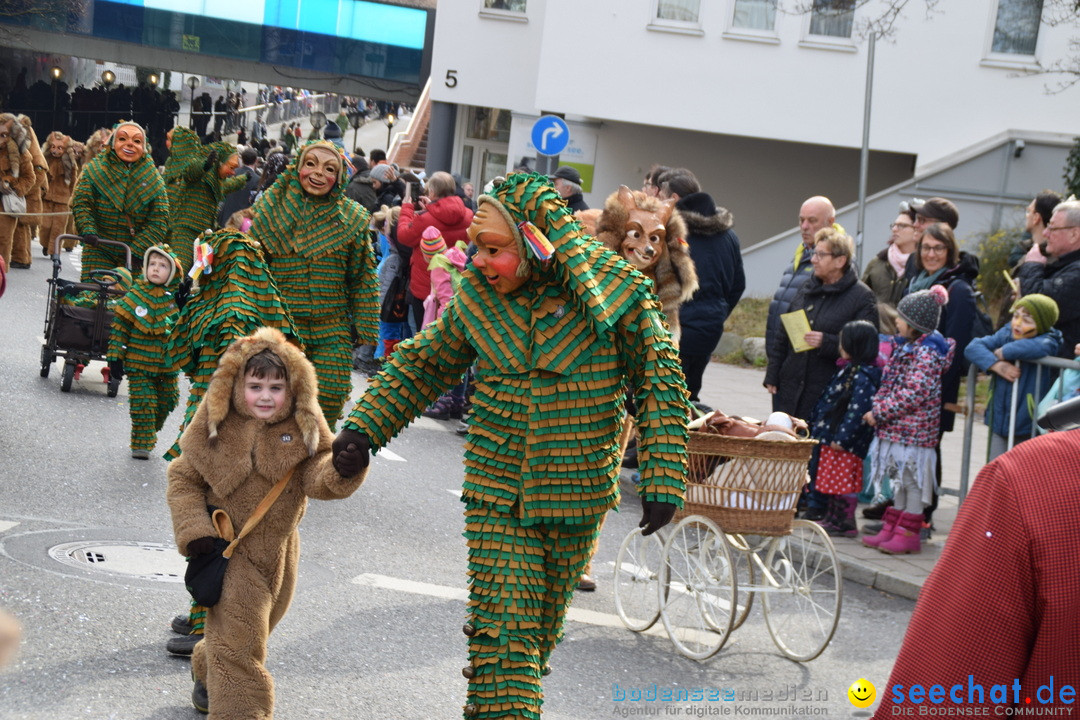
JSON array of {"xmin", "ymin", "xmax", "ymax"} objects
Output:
[
  {"xmin": 201, "ymin": 327, "xmax": 323, "ymax": 458},
  {"xmin": 592, "ymin": 186, "xmax": 699, "ymax": 338}
]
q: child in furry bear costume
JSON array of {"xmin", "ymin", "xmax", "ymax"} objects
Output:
[{"xmin": 167, "ymin": 327, "xmax": 368, "ymax": 718}]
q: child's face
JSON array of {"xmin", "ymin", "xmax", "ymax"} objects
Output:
[
  {"xmin": 1011, "ymin": 307, "xmax": 1038, "ymax": 340},
  {"xmin": 896, "ymin": 317, "xmax": 916, "ymax": 340},
  {"xmin": 244, "ymin": 371, "xmax": 289, "ymax": 421},
  {"xmin": 145, "ymin": 253, "xmax": 172, "ymax": 285}
]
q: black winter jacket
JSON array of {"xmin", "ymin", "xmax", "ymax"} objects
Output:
[
  {"xmin": 1017, "ymin": 247, "xmax": 1080, "ymax": 359},
  {"xmin": 676, "ymin": 192, "xmax": 745, "ymax": 358},
  {"xmin": 764, "ymin": 266, "xmax": 879, "ymax": 422},
  {"xmin": 765, "ymin": 242, "xmax": 815, "ymax": 379}
]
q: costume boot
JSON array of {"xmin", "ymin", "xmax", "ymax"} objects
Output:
[
  {"xmin": 422, "ymin": 392, "xmax": 463, "ymax": 420},
  {"xmin": 861, "ymin": 507, "xmax": 901, "ymax": 548},
  {"xmin": 878, "ymin": 512, "xmax": 923, "ymax": 554},
  {"xmin": 822, "ymin": 494, "xmax": 858, "ymax": 538}
]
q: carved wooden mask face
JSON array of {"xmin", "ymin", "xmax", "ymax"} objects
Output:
[
  {"xmin": 469, "ymin": 201, "xmax": 528, "ymax": 295},
  {"xmin": 616, "ymin": 186, "xmax": 674, "ymax": 273},
  {"xmin": 48, "ymin": 137, "xmax": 66, "ymax": 157},
  {"xmin": 297, "ymin": 146, "xmax": 340, "ymax": 197},
  {"xmin": 112, "ymin": 124, "xmax": 146, "ymax": 163}
]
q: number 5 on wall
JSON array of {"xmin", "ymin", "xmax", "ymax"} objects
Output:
[{"xmin": 445, "ymin": 70, "xmax": 458, "ymax": 88}]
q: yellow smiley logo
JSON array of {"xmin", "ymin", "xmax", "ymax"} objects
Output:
[{"xmin": 848, "ymin": 678, "xmax": 876, "ymax": 708}]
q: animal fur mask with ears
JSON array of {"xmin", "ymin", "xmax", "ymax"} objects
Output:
[
  {"xmin": 593, "ymin": 185, "xmax": 698, "ymax": 301},
  {"xmin": 202, "ymin": 327, "xmax": 324, "ymax": 457}
]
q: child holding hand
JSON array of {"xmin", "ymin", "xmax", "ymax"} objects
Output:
[
  {"xmin": 167, "ymin": 327, "xmax": 369, "ymax": 716},
  {"xmin": 862, "ymin": 286, "xmax": 955, "ymax": 554},
  {"xmin": 964, "ymin": 293, "xmax": 1061, "ymax": 460}
]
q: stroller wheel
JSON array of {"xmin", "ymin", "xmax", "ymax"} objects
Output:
[
  {"xmin": 60, "ymin": 362, "xmax": 75, "ymax": 392},
  {"xmin": 107, "ymin": 376, "xmax": 121, "ymax": 398},
  {"xmin": 40, "ymin": 348, "xmax": 53, "ymax": 378}
]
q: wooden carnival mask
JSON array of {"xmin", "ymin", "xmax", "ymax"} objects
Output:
[
  {"xmin": 614, "ymin": 186, "xmax": 675, "ymax": 273},
  {"xmin": 297, "ymin": 145, "xmax": 340, "ymax": 197},
  {"xmin": 468, "ymin": 200, "xmax": 529, "ymax": 296},
  {"xmin": 112, "ymin": 123, "xmax": 146, "ymax": 163}
]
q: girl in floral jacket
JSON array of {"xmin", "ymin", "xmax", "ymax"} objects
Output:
[{"xmin": 862, "ymin": 286, "xmax": 955, "ymax": 554}]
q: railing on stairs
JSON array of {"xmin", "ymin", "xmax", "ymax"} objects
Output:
[{"xmin": 389, "ymin": 78, "xmax": 431, "ymax": 170}]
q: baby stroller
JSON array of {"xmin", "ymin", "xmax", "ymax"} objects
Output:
[{"xmin": 40, "ymin": 234, "xmax": 131, "ymax": 395}]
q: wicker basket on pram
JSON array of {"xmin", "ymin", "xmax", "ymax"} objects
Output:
[{"xmin": 675, "ymin": 431, "xmax": 817, "ymax": 536}]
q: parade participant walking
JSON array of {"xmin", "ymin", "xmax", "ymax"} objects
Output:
[
  {"xmin": 164, "ymin": 126, "xmax": 245, "ymax": 271},
  {"xmin": 0, "ymin": 113, "xmax": 36, "ymax": 267},
  {"xmin": 334, "ymin": 173, "xmax": 689, "ymax": 720},
  {"xmin": 107, "ymin": 245, "xmax": 183, "ymax": 459},
  {"xmin": 167, "ymin": 327, "xmax": 368, "ymax": 718},
  {"xmin": 12, "ymin": 116, "xmax": 49, "ymax": 269},
  {"xmin": 40, "ymin": 132, "xmax": 80, "ymax": 254},
  {"xmin": 71, "ymin": 121, "xmax": 169, "ymax": 280},
  {"xmin": 249, "ymin": 140, "xmax": 379, "ymax": 427}
]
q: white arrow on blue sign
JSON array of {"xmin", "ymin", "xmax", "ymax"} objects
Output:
[{"xmin": 531, "ymin": 115, "xmax": 570, "ymax": 157}]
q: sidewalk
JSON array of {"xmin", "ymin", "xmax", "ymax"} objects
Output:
[{"xmin": 688, "ymin": 360, "xmax": 989, "ymax": 602}]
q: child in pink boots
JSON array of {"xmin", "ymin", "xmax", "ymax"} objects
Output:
[{"xmin": 862, "ymin": 286, "xmax": 955, "ymax": 554}]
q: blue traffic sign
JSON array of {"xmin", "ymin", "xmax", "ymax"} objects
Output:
[{"xmin": 531, "ymin": 115, "xmax": 570, "ymax": 157}]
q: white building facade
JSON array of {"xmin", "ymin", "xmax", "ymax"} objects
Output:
[{"xmin": 425, "ymin": 0, "xmax": 1080, "ymax": 294}]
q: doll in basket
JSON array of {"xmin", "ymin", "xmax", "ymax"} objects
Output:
[{"xmin": 807, "ymin": 320, "xmax": 882, "ymax": 537}]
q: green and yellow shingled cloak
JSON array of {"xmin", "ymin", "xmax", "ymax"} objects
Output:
[
  {"xmin": 108, "ymin": 246, "xmax": 181, "ymax": 452},
  {"xmin": 71, "ymin": 130, "xmax": 169, "ymax": 282},
  {"xmin": 164, "ymin": 128, "xmax": 246, "ymax": 271},
  {"xmin": 250, "ymin": 140, "xmax": 378, "ymax": 425},
  {"xmin": 344, "ymin": 173, "xmax": 689, "ymax": 720},
  {"xmin": 346, "ymin": 172, "xmax": 689, "ymax": 519},
  {"xmin": 61, "ymin": 266, "xmax": 132, "ymax": 309},
  {"xmin": 164, "ymin": 228, "xmax": 300, "ymax": 460}
]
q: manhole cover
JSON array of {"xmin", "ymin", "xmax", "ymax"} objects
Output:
[{"xmin": 48, "ymin": 541, "xmax": 186, "ymax": 583}]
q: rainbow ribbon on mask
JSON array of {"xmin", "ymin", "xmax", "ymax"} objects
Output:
[
  {"xmin": 188, "ymin": 233, "xmax": 215, "ymax": 283},
  {"xmin": 518, "ymin": 220, "xmax": 555, "ymax": 262}
]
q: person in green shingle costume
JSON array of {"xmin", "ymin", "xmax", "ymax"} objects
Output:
[
  {"xmin": 163, "ymin": 127, "xmax": 246, "ymax": 272},
  {"xmin": 107, "ymin": 245, "xmax": 182, "ymax": 459},
  {"xmin": 71, "ymin": 121, "xmax": 169, "ymax": 281},
  {"xmin": 332, "ymin": 173, "xmax": 690, "ymax": 720},
  {"xmin": 249, "ymin": 141, "xmax": 378, "ymax": 428}
]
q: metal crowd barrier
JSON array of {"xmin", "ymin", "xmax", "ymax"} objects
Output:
[{"xmin": 955, "ymin": 354, "xmax": 1080, "ymax": 505}]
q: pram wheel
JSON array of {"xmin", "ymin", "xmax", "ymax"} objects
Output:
[
  {"xmin": 60, "ymin": 361, "xmax": 75, "ymax": 392},
  {"xmin": 40, "ymin": 346, "xmax": 53, "ymax": 378},
  {"xmin": 106, "ymin": 375, "xmax": 121, "ymax": 397},
  {"xmin": 613, "ymin": 527, "xmax": 663, "ymax": 632}
]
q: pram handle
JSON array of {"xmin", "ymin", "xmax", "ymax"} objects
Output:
[{"xmin": 52, "ymin": 235, "xmax": 133, "ymax": 273}]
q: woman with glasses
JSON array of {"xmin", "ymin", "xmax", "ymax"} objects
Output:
[
  {"xmin": 765, "ymin": 227, "xmax": 878, "ymax": 431},
  {"xmin": 862, "ymin": 207, "xmax": 918, "ymax": 308}
]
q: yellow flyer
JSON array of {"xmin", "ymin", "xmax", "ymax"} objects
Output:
[{"xmin": 780, "ymin": 310, "xmax": 813, "ymax": 352}]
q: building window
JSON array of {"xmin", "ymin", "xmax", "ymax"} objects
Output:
[
  {"xmin": 809, "ymin": 0, "xmax": 854, "ymax": 38},
  {"xmin": 991, "ymin": 0, "xmax": 1043, "ymax": 55},
  {"xmin": 483, "ymin": 0, "xmax": 526, "ymax": 12},
  {"xmin": 657, "ymin": 0, "xmax": 700, "ymax": 23},
  {"xmin": 732, "ymin": 0, "xmax": 776, "ymax": 31}
]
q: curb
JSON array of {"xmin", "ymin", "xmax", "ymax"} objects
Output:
[{"xmin": 836, "ymin": 556, "xmax": 923, "ymax": 602}]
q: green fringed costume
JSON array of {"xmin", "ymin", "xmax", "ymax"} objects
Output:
[
  {"xmin": 165, "ymin": 228, "xmax": 300, "ymax": 461},
  {"xmin": 164, "ymin": 128, "xmax": 246, "ymax": 271},
  {"xmin": 60, "ymin": 266, "xmax": 132, "ymax": 309},
  {"xmin": 107, "ymin": 245, "xmax": 182, "ymax": 454},
  {"xmin": 343, "ymin": 173, "xmax": 689, "ymax": 720},
  {"xmin": 250, "ymin": 141, "xmax": 378, "ymax": 427},
  {"xmin": 71, "ymin": 122, "xmax": 169, "ymax": 282}
]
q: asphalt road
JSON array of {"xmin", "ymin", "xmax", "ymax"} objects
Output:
[{"xmin": 0, "ymin": 255, "xmax": 914, "ymax": 719}]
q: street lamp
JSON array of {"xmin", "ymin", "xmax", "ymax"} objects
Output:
[
  {"xmin": 101, "ymin": 70, "xmax": 115, "ymax": 123},
  {"xmin": 385, "ymin": 113, "xmax": 395, "ymax": 150},
  {"xmin": 147, "ymin": 73, "xmax": 159, "ymax": 88},
  {"xmin": 347, "ymin": 108, "xmax": 363, "ymax": 156},
  {"xmin": 186, "ymin": 75, "xmax": 201, "ymax": 129},
  {"xmin": 50, "ymin": 66, "xmax": 63, "ymax": 131}
]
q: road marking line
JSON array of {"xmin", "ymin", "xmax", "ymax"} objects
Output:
[
  {"xmin": 349, "ymin": 572, "xmax": 665, "ymax": 635},
  {"xmin": 0, "ymin": 521, "xmax": 20, "ymax": 534},
  {"xmin": 376, "ymin": 448, "xmax": 406, "ymax": 462}
]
